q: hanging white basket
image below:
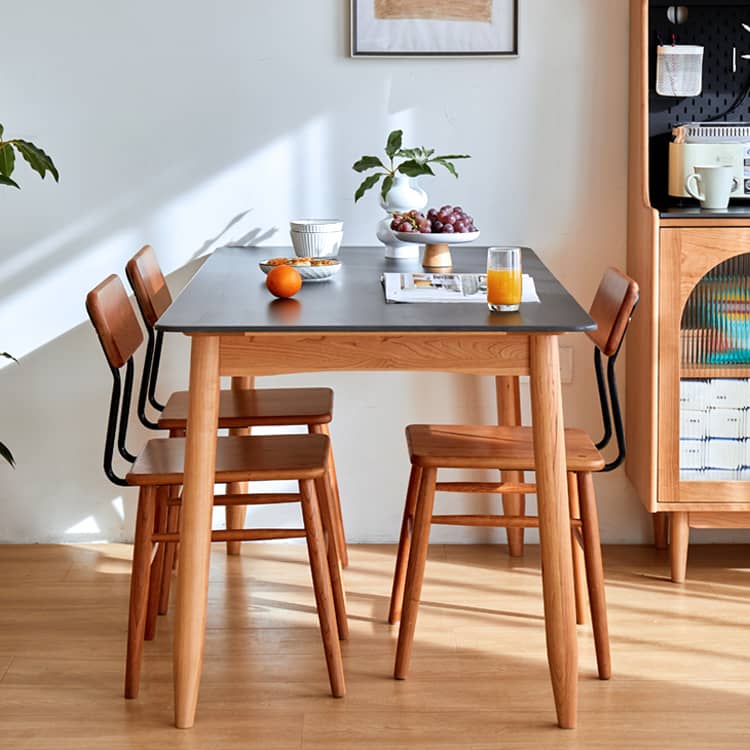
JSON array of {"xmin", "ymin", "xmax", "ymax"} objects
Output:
[{"xmin": 656, "ymin": 45, "xmax": 704, "ymax": 97}]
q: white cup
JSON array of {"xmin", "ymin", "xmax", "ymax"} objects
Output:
[{"xmin": 685, "ymin": 165, "xmax": 740, "ymax": 210}]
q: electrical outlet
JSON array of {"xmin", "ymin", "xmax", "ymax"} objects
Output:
[
  {"xmin": 518, "ymin": 347, "xmax": 573, "ymax": 385},
  {"xmin": 559, "ymin": 346, "xmax": 574, "ymax": 384}
]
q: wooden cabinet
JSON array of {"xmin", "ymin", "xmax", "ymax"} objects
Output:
[{"xmin": 626, "ymin": 1, "xmax": 750, "ymax": 582}]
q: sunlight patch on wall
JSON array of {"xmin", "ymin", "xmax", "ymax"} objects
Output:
[
  {"xmin": 111, "ymin": 496, "xmax": 125, "ymax": 521},
  {"xmin": 0, "ymin": 229, "xmax": 138, "ymax": 360},
  {"xmin": 0, "ymin": 118, "xmax": 339, "ymax": 362},
  {"xmin": 150, "ymin": 122, "xmax": 326, "ymax": 271},
  {"xmin": 65, "ymin": 515, "xmax": 101, "ymax": 535}
]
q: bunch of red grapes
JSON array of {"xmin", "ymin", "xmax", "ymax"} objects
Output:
[{"xmin": 390, "ymin": 205, "xmax": 478, "ymax": 235}]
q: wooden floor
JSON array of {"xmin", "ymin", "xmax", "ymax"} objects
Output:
[{"xmin": 1, "ymin": 543, "xmax": 749, "ymax": 749}]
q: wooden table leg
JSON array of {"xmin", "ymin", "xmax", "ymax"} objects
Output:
[
  {"xmin": 173, "ymin": 334, "xmax": 220, "ymax": 729},
  {"xmin": 226, "ymin": 375, "xmax": 254, "ymax": 556},
  {"xmin": 496, "ymin": 376, "xmax": 524, "ymax": 557},
  {"xmin": 529, "ymin": 335, "xmax": 578, "ymax": 729}
]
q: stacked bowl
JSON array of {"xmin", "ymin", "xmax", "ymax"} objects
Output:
[{"xmin": 290, "ymin": 219, "xmax": 343, "ymax": 258}]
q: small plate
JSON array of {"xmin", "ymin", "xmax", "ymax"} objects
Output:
[
  {"xmin": 392, "ymin": 230, "xmax": 480, "ymax": 245},
  {"xmin": 260, "ymin": 260, "xmax": 342, "ymax": 282}
]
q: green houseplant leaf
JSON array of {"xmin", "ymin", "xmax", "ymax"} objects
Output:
[
  {"xmin": 0, "ymin": 441, "xmax": 14, "ymax": 468},
  {"xmin": 13, "ymin": 140, "xmax": 59, "ymax": 182},
  {"xmin": 433, "ymin": 158, "xmax": 459, "ymax": 178},
  {"xmin": 397, "ymin": 160, "xmax": 435, "ymax": 178},
  {"xmin": 385, "ymin": 129, "xmax": 403, "ymax": 160},
  {"xmin": 395, "ymin": 147, "xmax": 421, "ymax": 161},
  {"xmin": 0, "ymin": 124, "xmax": 59, "ymax": 189},
  {"xmin": 380, "ymin": 174, "xmax": 394, "ymax": 202},
  {"xmin": 353, "ymin": 155, "xmax": 385, "ymax": 173},
  {"xmin": 0, "ymin": 144, "xmax": 15, "ymax": 177},
  {"xmin": 354, "ymin": 173, "xmax": 382, "ymax": 202}
]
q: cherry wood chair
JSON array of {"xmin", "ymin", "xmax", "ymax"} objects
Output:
[
  {"xmin": 388, "ymin": 267, "xmax": 639, "ymax": 684},
  {"xmin": 125, "ymin": 245, "xmax": 348, "ymax": 567},
  {"xmin": 86, "ymin": 274, "xmax": 347, "ymax": 700}
]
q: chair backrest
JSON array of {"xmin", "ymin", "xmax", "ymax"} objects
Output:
[
  {"xmin": 125, "ymin": 245, "xmax": 172, "ymax": 427},
  {"xmin": 586, "ymin": 267, "xmax": 640, "ymax": 357},
  {"xmin": 585, "ymin": 267, "xmax": 639, "ymax": 473},
  {"xmin": 86, "ymin": 274, "xmax": 143, "ymax": 486},
  {"xmin": 125, "ymin": 244, "xmax": 173, "ymax": 328},
  {"xmin": 86, "ymin": 275, "xmax": 144, "ymax": 369}
]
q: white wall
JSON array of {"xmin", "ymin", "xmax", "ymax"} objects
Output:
[{"xmin": 1, "ymin": 0, "xmax": 742, "ymax": 545}]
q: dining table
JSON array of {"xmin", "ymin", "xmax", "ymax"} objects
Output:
[{"xmin": 157, "ymin": 244, "xmax": 596, "ymax": 730}]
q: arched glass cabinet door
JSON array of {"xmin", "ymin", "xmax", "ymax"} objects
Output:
[
  {"xmin": 679, "ymin": 253, "xmax": 750, "ymax": 483},
  {"xmin": 681, "ymin": 254, "xmax": 750, "ymax": 371}
]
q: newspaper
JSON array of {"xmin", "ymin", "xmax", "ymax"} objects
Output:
[{"xmin": 382, "ymin": 272, "xmax": 540, "ymax": 304}]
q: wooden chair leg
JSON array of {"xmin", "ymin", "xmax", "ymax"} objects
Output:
[
  {"xmin": 167, "ymin": 428, "xmax": 185, "ymax": 575},
  {"xmin": 388, "ymin": 465, "xmax": 422, "ymax": 625},
  {"xmin": 496, "ymin": 375, "xmax": 525, "ymax": 557},
  {"xmin": 314, "ymin": 423, "xmax": 348, "ymax": 568},
  {"xmin": 158, "ymin": 500, "xmax": 180, "ymax": 615},
  {"xmin": 670, "ymin": 512, "xmax": 689, "ymax": 583},
  {"xmin": 171, "ymin": 502, "xmax": 181, "ymax": 570},
  {"xmin": 145, "ymin": 488, "xmax": 169, "ymax": 640},
  {"xmin": 653, "ymin": 512, "xmax": 669, "ymax": 551},
  {"xmin": 568, "ymin": 472, "xmax": 587, "ymax": 626},
  {"xmin": 577, "ymin": 472, "xmax": 611, "ymax": 681},
  {"xmin": 226, "ymin": 377, "xmax": 253, "ymax": 556},
  {"xmin": 314, "ymin": 473, "xmax": 349, "ymax": 641},
  {"xmin": 394, "ymin": 466, "xmax": 437, "ymax": 680},
  {"xmin": 299, "ymin": 478, "xmax": 346, "ymax": 698},
  {"xmin": 125, "ymin": 485, "xmax": 158, "ymax": 699},
  {"xmin": 225, "ymin": 435, "xmax": 249, "ymax": 558}
]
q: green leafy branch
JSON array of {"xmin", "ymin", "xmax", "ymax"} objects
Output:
[
  {"xmin": 0, "ymin": 352, "xmax": 17, "ymax": 467},
  {"xmin": 0, "ymin": 121, "xmax": 58, "ymax": 467},
  {"xmin": 353, "ymin": 129, "xmax": 470, "ymax": 202},
  {"xmin": 0, "ymin": 123, "xmax": 59, "ymax": 189}
]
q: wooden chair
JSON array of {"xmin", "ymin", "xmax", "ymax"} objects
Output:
[
  {"xmin": 86, "ymin": 274, "xmax": 347, "ymax": 700},
  {"xmin": 388, "ymin": 267, "xmax": 639, "ymax": 683},
  {"xmin": 125, "ymin": 245, "xmax": 348, "ymax": 567}
]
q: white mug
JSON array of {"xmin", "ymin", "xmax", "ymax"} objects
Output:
[{"xmin": 685, "ymin": 165, "xmax": 740, "ymax": 210}]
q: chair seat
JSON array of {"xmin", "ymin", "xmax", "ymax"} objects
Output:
[
  {"xmin": 406, "ymin": 424, "xmax": 605, "ymax": 472},
  {"xmin": 157, "ymin": 387, "xmax": 333, "ymax": 430},
  {"xmin": 126, "ymin": 434, "xmax": 329, "ymax": 486}
]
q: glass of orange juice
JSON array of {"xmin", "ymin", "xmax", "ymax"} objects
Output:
[{"xmin": 487, "ymin": 247, "xmax": 522, "ymax": 312}]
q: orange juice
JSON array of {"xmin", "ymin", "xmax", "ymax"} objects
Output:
[{"xmin": 487, "ymin": 268, "xmax": 522, "ymax": 306}]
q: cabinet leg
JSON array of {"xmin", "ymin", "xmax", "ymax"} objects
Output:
[
  {"xmin": 670, "ymin": 512, "xmax": 690, "ymax": 583},
  {"xmin": 653, "ymin": 512, "xmax": 669, "ymax": 551}
]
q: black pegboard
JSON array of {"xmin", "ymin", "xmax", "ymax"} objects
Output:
[{"xmin": 649, "ymin": 3, "xmax": 750, "ymax": 208}]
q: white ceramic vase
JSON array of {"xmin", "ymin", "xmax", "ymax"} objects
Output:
[{"xmin": 375, "ymin": 174, "xmax": 428, "ymax": 259}]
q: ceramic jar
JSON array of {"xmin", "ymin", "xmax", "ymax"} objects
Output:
[{"xmin": 375, "ymin": 174, "xmax": 428, "ymax": 259}]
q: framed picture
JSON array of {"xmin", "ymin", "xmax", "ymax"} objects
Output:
[{"xmin": 350, "ymin": 0, "xmax": 518, "ymax": 58}]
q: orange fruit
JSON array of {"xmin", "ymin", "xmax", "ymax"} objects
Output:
[{"xmin": 266, "ymin": 265, "xmax": 302, "ymax": 298}]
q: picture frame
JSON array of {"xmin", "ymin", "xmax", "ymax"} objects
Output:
[{"xmin": 350, "ymin": 0, "xmax": 518, "ymax": 58}]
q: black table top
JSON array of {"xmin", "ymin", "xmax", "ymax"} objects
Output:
[{"xmin": 157, "ymin": 246, "xmax": 595, "ymax": 334}]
